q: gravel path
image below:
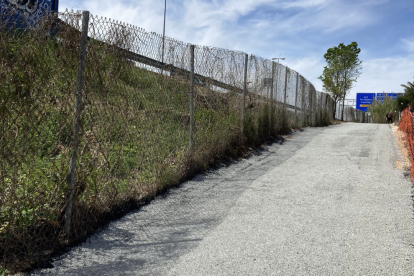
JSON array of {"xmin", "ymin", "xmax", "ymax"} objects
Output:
[{"xmin": 29, "ymin": 123, "xmax": 414, "ymax": 275}]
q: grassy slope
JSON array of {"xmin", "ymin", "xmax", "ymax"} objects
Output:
[{"xmin": 0, "ymin": 27, "xmax": 332, "ymax": 273}]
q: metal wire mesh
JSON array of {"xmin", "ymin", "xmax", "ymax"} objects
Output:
[
  {"xmin": 335, "ymin": 103, "xmax": 371, "ymax": 122},
  {"xmin": 1, "ymin": 9, "xmax": 81, "ymax": 272},
  {"xmin": 0, "ymin": 7, "xmax": 368, "ymax": 273}
]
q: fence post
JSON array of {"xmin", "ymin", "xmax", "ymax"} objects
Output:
[
  {"xmin": 308, "ymin": 88, "xmax": 312, "ymax": 126},
  {"xmin": 338, "ymin": 101, "xmax": 341, "ymax": 120},
  {"xmin": 241, "ymin": 54, "xmax": 248, "ymax": 135},
  {"xmin": 65, "ymin": 10, "xmax": 90, "ymax": 236},
  {"xmin": 315, "ymin": 92, "xmax": 318, "ymax": 125},
  {"xmin": 283, "ymin": 67, "xmax": 288, "ymax": 122},
  {"xmin": 301, "ymin": 80, "xmax": 305, "ymax": 127},
  {"xmin": 189, "ymin": 45, "xmax": 195, "ymax": 154},
  {"xmin": 320, "ymin": 92, "xmax": 323, "ymax": 125},
  {"xmin": 270, "ymin": 61, "xmax": 275, "ymax": 133},
  {"xmin": 274, "ymin": 63, "xmax": 279, "ymax": 109},
  {"xmin": 294, "ymin": 73, "xmax": 299, "ymax": 127},
  {"xmin": 283, "ymin": 67, "xmax": 288, "ymax": 109},
  {"xmin": 337, "ymin": 100, "xmax": 340, "ymax": 121},
  {"xmin": 312, "ymin": 89, "xmax": 318, "ymax": 126}
]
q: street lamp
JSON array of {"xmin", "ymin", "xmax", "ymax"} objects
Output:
[{"xmin": 272, "ymin": 57, "xmax": 285, "ymax": 64}]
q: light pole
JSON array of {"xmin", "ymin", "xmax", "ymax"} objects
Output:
[
  {"xmin": 161, "ymin": 0, "xmax": 167, "ymax": 74},
  {"xmin": 272, "ymin": 57, "xmax": 285, "ymax": 64}
]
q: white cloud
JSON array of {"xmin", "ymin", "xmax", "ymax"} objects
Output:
[
  {"xmin": 58, "ymin": 0, "xmax": 382, "ymax": 49},
  {"xmin": 289, "ymin": 54, "xmax": 414, "ymax": 99},
  {"xmin": 57, "ymin": 0, "xmax": 412, "ymax": 101},
  {"xmin": 280, "ymin": 0, "xmax": 330, "ymax": 9},
  {"xmin": 350, "ymin": 54, "xmax": 414, "ymax": 97},
  {"xmin": 401, "ymin": 38, "xmax": 414, "ymax": 53},
  {"xmin": 284, "ymin": 56, "xmax": 324, "ymax": 85},
  {"xmin": 275, "ymin": 0, "xmax": 382, "ymax": 34}
]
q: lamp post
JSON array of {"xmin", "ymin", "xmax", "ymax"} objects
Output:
[
  {"xmin": 161, "ymin": 0, "xmax": 167, "ymax": 74},
  {"xmin": 272, "ymin": 57, "xmax": 285, "ymax": 64}
]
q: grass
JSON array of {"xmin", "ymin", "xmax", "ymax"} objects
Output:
[{"xmin": 0, "ymin": 18, "xmax": 332, "ymax": 273}]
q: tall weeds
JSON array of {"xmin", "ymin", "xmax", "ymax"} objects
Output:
[{"xmin": 0, "ymin": 10, "xmax": 334, "ymax": 273}]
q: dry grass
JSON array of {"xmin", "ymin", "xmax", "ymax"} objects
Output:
[
  {"xmin": 0, "ymin": 10, "xmax": 335, "ymax": 274},
  {"xmin": 391, "ymin": 124, "xmax": 411, "ymax": 172}
]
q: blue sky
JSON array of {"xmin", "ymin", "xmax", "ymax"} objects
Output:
[{"xmin": 59, "ymin": 0, "xmax": 414, "ymax": 99}]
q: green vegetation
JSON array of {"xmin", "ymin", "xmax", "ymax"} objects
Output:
[
  {"xmin": 319, "ymin": 42, "xmax": 362, "ymax": 120},
  {"xmin": 1, "ymin": 20, "xmax": 307, "ymax": 273},
  {"xmin": 368, "ymin": 97, "xmax": 398, "ymax": 123},
  {"xmin": 396, "ymin": 94, "xmax": 410, "ymax": 112},
  {"xmin": 0, "ymin": 267, "xmax": 9, "ymax": 276},
  {"xmin": 401, "ymin": 79, "xmax": 414, "ymax": 104},
  {"xmin": 369, "ymin": 78, "xmax": 414, "ymax": 124}
]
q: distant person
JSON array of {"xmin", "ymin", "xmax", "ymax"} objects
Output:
[{"xmin": 386, "ymin": 110, "xmax": 393, "ymax": 124}]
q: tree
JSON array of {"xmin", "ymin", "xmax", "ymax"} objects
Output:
[
  {"xmin": 401, "ymin": 79, "xmax": 414, "ymax": 104},
  {"xmin": 319, "ymin": 64, "xmax": 352, "ymax": 119},
  {"xmin": 397, "ymin": 94, "xmax": 410, "ymax": 112},
  {"xmin": 319, "ymin": 42, "xmax": 362, "ymax": 120}
]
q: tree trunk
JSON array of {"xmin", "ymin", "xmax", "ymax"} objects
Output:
[{"xmin": 341, "ymin": 94, "xmax": 345, "ymax": 121}]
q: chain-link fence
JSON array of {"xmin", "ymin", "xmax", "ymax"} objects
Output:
[
  {"xmin": 1, "ymin": 8, "xmax": 367, "ymax": 273},
  {"xmin": 336, "ymin": 103, "xmax": 372, "ymax": 123}
]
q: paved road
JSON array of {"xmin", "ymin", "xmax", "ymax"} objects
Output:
[{"xmin": 30, "ymin": 123, "xmax": 414, "ymax": 275}]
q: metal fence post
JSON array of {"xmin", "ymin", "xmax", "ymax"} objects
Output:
[
  {"xmin": 274, "ymin": 63, "xmax": 279, "ymax": 110},
  {"xmin": 315, "ymin": 92, "xmax": 318, "ymax": 125},
  {"xmin": 282, "ymin": 67, "xmax": 288, "ymax": 125},
  {"xmin": 337, "ymin": 101, "xmax": 340, "ymax": 120},
  {"xmin": 241, "ymin": 54, "xmax": 248, "ymax": 135},
  {"xmin": 283, "ymin": 67, "xmax": 288, "ymax": 110},
  {"xmin": 270, "ymin": 61, "xmax": 275, "ymax": 133},
  {"xmin": 309, "ymin": 88, "xmax": 312, "ymax": 126},
  {"xmin": 65, "ymin": 10, "xmax": 90, "ymax": 236},
  {"xmin": 294, "ymin": 73, "xmax": 299, "ymax": 126},
  {"xmin": 320, "ymin": 92, "xmax": 323, "ymax": 125},
  {"xmin": 189, "ymin": 45, "xmax": 195, "ymax": 154},
  {"xmin": 313, "ymin": 91, "xmax": 317, "ymax": 126},
  {"xmin": 301, "ymin": 79, "xmax": 305, "ymax": 127}
]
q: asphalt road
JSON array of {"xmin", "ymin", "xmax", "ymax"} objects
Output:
[{"xmin": 29, "ymin": 123, "xmax": 414, "ymax": 276}]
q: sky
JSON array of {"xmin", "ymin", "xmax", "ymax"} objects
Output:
[{"xmin": 58, "ymin": 0, "xmax": 414, "ymax": 99}]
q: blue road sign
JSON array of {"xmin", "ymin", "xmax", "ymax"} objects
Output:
[
  {"xmin": 1, "ymin": 0, "xmax": 59, "ymax": 27},
  {"xmin": 376, "ymin": 93, "xmax": 398, "ymax": 102},
  {"xmin": 356, "ymin": 93, "xmax": 376, "ymax": 112}
]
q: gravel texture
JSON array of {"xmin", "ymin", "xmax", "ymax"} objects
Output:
[{"xmin": 29, "ymin": 123, "xmax": 414, "ymax": 276}]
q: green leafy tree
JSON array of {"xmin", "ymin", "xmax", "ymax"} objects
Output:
[
  {"xmin": 319, "ymin": 42, "xmax": 362, "ymax": 120},
  {"xmin": 401, "ymin": 78, "xmax": 414, "ymax": 104},
  {"xmin": 396, "ymin": 94, "xmax": 410, "ymax": 112}
]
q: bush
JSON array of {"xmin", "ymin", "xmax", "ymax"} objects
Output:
[{"xmin": 368, "ymin": 97, "xmax": 398, "ymax": 123}]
